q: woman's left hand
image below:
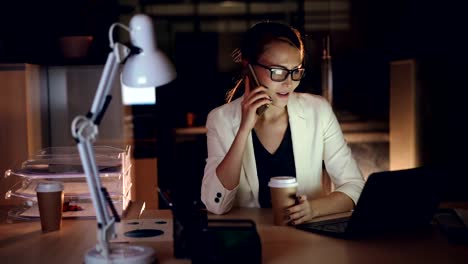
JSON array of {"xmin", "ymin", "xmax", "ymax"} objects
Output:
[{"xmin": 285, "ymin": 195, "xmax": 315, "ymax": 225}]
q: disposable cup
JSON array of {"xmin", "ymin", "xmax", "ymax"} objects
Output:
[
  {"xmin": 268, "ymin": 176, "xmax": 298, "ymax": 226},
  {"xmin": 35, "ymin": 181, "xmax": 64, "ymax": 232}
]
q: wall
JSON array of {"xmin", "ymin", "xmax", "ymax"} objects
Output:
[{"xmin": 47, "ymin": 65, "xmax": 126, "ymax": 148}]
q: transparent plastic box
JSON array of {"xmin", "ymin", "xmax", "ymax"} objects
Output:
[
  {"xmin": 3, "ymin": 145, "xmax": 132, "ymax": 220},
  {"xmin": 13, "ymin": 145, "xmax": 129, "ymax": 178},
  {"xmin": 5, "ymin": 176, "xmax": 123, "ymax": 201},
  {"xmin": 6, "ymin": 196, "xmax": 124, "ymax": 221}
]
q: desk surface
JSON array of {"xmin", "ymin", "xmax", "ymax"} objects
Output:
[{"xmin": 1, "ymin": 206, "xmax": 468, "ymax": 264}]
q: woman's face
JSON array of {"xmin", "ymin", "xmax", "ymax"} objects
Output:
[{"xmin": 253, "ymin": 40, "xmax": 303, "ymax": 108}]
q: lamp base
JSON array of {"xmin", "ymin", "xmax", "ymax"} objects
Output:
[{"xmin": 85, "ymin": 244, "xmax": 156, "ymax": 264}]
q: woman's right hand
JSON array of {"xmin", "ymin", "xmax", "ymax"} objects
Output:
[{"xmin": 240, "ymin": 85, "xmax": 272, "ymax": 131}]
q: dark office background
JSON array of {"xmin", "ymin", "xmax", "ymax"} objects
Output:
[
  {"xmin": 1, "ymin": 0, "xmax": 467, "ymax": 202},
  {"xmin": 2, "ymin": 0, "xmax": 467, "ymax": 118}
]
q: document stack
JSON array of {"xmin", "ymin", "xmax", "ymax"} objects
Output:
[{"xmin": 4, "ymin": 146, "xmax": 132, "ymax": 221}]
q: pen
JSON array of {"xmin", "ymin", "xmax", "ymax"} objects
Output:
[{"xmin": 157, "ymin": 187, "xmax": 173, "ymax": 208}]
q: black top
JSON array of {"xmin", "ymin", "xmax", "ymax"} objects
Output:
[{"xmin": 252, "ymin": 124, "xmax": 296, "ymax": 208}]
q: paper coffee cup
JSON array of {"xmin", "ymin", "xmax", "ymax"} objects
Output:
[
  {"xmin": 268, "ymin": 176, "xmax": 298, "ymax": 226},
  {"xmin": 35, "ymin": 181, "xmax": 64, "ymax": 232}
]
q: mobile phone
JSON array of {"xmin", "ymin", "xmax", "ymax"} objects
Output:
[{"xmin": 247, "ymin": 64, "xmax": 269, "ymax": 116}]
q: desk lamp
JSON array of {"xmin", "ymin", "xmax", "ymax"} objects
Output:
[{"xmin": 71, "ymin": 14, "xmax": 176, "ymax": 264}]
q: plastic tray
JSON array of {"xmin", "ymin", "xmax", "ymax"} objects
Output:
[{"xmin": 3, "ymin": 145, "xmax": 132, "ymax": 212}]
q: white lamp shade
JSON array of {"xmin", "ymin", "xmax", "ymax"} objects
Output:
[
  {"xmin": 121, "ymin": 51, "xmax": 176, "ymax": 88},
  {"xmin": 121, "ymin": 14, "xmax": 176, "ymax": 88}
]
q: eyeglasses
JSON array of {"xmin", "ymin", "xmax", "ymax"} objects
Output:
[{"xmin": 253, "ymin": 62, "xmax": 305, "ymax": 82}]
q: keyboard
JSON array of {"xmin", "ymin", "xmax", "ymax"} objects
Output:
[
  {"xmin": 298, "ymin": 216, "xmax": 350, "ymax": 233},
  {"xmin": 314, "ymin": 221, "xmax": 348, "ymax": 232}
]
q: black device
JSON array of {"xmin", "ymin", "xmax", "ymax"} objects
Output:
[
  {"xmin": 192, "ymin": 219, "xmax": 262, "ymax": 264},
  {"xmin": 295, "ymin": 167, "xmax": 440, "ymax": 238},
  {"xmin": 247, "ymin": 64, "xmax": 269, "ymax": 116},
  {"xmin": 158, "ymin": 188, "xmax": 262, "ymax": 263},
  {"xmin": 434, "ymin": 208, "xmax": 468, "ymax": 244}
]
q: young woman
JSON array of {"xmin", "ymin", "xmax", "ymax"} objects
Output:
[{"xmin": 201, "ymin": 21, "xmax": 364, "ymax": 225}]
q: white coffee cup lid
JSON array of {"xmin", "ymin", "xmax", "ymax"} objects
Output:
[
  {"xmin": 35, "ymin": 181, "xmax": 64, "ymax": 192},
  {"xmin": 268, "ymin": 176, "xmax": 298, "ymax": 188}
]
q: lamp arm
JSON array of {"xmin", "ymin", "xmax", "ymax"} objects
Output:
[
  {"xmin": 71, "ymin": 42, "xmax": 130, "ymax": 259},
  {"xmin": 90, "ymin": 43, "xmax": 129, "ymax": 122}
]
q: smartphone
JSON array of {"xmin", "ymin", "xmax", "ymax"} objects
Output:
[{"xmin": 247, "ymin": 64, "xmax": 269, "ymax": 116}]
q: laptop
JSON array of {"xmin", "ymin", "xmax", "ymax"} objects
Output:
[{"xmin": 295, "ymin": 166, "xmax": 440, "ymax": 238}]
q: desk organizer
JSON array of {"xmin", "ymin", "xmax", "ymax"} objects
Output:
[{"xmin": 3, "ymin": 145, "xmax": 132, "ymax": 220}]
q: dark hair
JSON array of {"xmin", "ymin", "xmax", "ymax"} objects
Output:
[
  {"xmin": 227, "ymin": 21, "xmax": 305, "ymax": 102},
  {"xmin": 240, "ymin": 21, "xmax": 304, "ymax": 64}
]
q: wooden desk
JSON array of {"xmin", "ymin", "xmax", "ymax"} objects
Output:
[
  {"xmin": 0, "ymin": 207, "xmax": 180, "ymax": 264},
  {"xmin": 1, "ymin": 207, "xmax": 468, "ymax": 264}
]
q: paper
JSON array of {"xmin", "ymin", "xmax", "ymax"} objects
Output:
[{"xmin": 19, "ymin": 202, "xmax": 123, "ymax": 218}]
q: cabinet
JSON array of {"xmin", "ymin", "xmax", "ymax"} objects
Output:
[{"xmin": 0, "ymin": 64, "xmax": 49, "ymax": 204}]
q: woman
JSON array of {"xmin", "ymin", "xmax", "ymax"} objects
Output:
[{"xmin": 201, "ymin": 21, "xmax": 364, "ymax": 225}]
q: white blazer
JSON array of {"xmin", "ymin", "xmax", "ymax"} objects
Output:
[{"xmin": 201, "ymin": 92, "xmax": 364, "ymax": 214}]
